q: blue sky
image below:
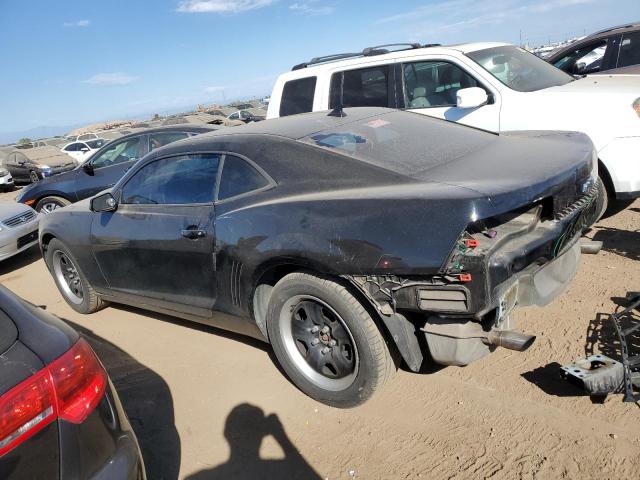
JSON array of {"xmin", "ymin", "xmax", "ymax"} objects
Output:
[{"xmin": 0, "ymin": 0, "xmax": 638, "ymax": 138}]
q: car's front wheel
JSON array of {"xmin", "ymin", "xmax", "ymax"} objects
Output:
[
  {"xmin": 267, "ymin": 272, "xmax": 395, "ymax": 408},
  {"xmin": 45, "ymin": 238, "xmax": 108, "ymax": 314},
  {"xmin": 36, "ymin": 196, "xmax": 71, "ymax": 214}
]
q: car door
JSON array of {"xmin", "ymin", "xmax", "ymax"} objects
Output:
[
  {"xmin": 74, "ymin": 135, "xmax": 144, "ymax": 201},
  {"xmin": 63, "ymin": 143, "xmax": 84, "ymax": 162},
  {"xmin": 90, "ymin": 153, "xmax": 220, "ymax": 317},
  {"xmin": 11, "ymin": 153, "xmax": 30, "ymax": 181},
  {"xmin": 402, "ymin": 59, "xmax": 501, "ymax": 131}
]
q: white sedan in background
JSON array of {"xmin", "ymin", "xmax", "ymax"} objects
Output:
[
  {"xmin": 0, "ymin": 203, "xmax": 39, "ymax": 261},
  {"xmin": 61, "ymin": 138, "xmax": 108, "ymax": 162}
]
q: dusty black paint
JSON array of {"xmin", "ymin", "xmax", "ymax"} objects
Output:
[{"xmin": 39, "ymin": 108, "xmax": 596, "ymax": 349}]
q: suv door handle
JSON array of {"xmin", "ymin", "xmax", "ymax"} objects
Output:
[{"xmin": 181, "ymin": 229, "xmax": 206, "ymax": 240}]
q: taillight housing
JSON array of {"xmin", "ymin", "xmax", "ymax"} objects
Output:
[{"xmin": 0, "ymin": 338, "xmax": 107, "ymax": 456}]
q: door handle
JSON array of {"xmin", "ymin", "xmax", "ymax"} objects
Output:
[{"xmin": 181, "ymin": 229, "xmax": 206, "ymax": 240}]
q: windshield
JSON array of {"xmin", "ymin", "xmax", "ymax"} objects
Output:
[{"xmin": 466, "ymin": 45, "xmax": 573, "ymax": 92}]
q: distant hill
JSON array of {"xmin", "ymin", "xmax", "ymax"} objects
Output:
[{"xmin": 0, "ymin": 124, "xmax": 80, "ymax": 145}]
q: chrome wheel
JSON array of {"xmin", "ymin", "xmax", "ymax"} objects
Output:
[
  {"xmin": 279, "ymin": 295, "xmax": 358, "ymax": 391},
  {"xmin": 30, "ymin": 171, "xmax": 39, "ymax": 183},
  {"xmin": 40, "ymin": 201, "xmax": 63, "ymax": 214},
  {"xmin": 52, "ymin": 251, "xmax": 84, "ymax": 305}
]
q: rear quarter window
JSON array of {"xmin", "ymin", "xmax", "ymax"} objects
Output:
[
  {"xmin": 279, "ymin": 77, "xmax": 317, "ymax": 117},
  {"xmin": 218, "ymin": 155, "xmax": 269, "ymax": 200}
]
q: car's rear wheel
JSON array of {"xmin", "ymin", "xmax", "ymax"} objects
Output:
[
  {"xmin": 45, "ymin": 238, "xmax": 108, "ymax": 314},
  {"xmin": 36, "ymin": 196, "xmax": 71, "ymax": 214},
  {"xmin": 29, "ymin": 171, "xmax": 40, "ymax": 183},
  {"xmin": 266, "ymin": 272, "xmax": 394, "ymax": 408}
]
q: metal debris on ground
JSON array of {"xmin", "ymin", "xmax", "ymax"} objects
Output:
[{"xmin": 561, "ymin": 292, "xmax": 640, "ymax": 401}]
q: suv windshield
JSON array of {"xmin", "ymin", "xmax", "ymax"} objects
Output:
[{"xmin": 467, "ymin": 45, "xmax": 573, "ymax": 92}]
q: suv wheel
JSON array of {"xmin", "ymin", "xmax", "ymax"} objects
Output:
[
  {"xmin": 45, "ymin": 238, "xmax": 108, "ymax": 314},
  {"xmin": 267, "ymin": 272, "xmax": 394, "ymax": 408},
  {"xmin": 36, "ymin": 196, "xmax": 71, "ymax": 214}
]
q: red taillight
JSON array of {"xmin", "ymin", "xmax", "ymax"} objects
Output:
[
  {"xmin": 0, "ymin": 369, "xmax": 57, "ymax": 456},
  {"xmin": 0, "ymin": 339, "xmax": 107, "ymax": 456},
  {"xmin": 49, "ymin": 338, "xmax": 107, "ymax": 424}
]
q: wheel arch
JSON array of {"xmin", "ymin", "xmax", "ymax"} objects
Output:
[
  {"xmin": 598, "ymin": 158, "xmax": 615, "ymax": 198},
  {"xmin": 251, "ymin": 260, "xmax": 412, "ymax": 369}
]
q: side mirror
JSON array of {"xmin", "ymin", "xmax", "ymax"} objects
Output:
[
  {"xmin": 91, "ymin": 192, "xmax": 117, "ymax": 213},
  {"xmin": 80, "ymin": 147, "xmax": 90, "ymax": 152},
  {"xmin": 456, "ymin": 87, "xmax": 488, "ymax": 109},
  {"xmin": 82, "ymin": 162, "xmax": 94, "ymax": 175}
]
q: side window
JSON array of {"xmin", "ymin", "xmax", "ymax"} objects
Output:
[
  {"xmin": 121, "ymin": 154, "xmax": 220, "ymax": 205},
  {"xmin": 403, "ymin": 61, "xmax": 480, "ymax": 108},
  {"xmin": 148, "ymin": 131, "xmax": 189, "ymax": 152},
  {"xmin": 279, "ymin": 76, "xmax": 317, "ymax": 117},
  {"xmin": 91, "ymin": 137, "xmax": 141, "ymax": 169},
  {"xmin": 218, "ymin": 155, "xmax": 269, "ymax": 200},
  {"xmin": 617, "ymin": 32, "xmax": 640, "ymax": 68},
  {"xmin": 329, "ymin": 66, "xmax": 390, "ymax": 109},
  {"xmin": 229, "ymin": 112, "xmax": 240, "ymax": 120},
  {"xmin": 65, "ymin": 143, "xmax": 79, "ymax": 152},
  {"xmin": 553, "ymin": 40, "xmax": 606, "ymax": 74}
]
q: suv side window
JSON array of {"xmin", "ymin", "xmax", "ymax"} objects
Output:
[
  {"xmin": 617, "ymin": 31, "xmax": 640, "ymax": 68},
  {"xmin": 279, "ymin": 76, "xmax": 317, "ymax": 117},
  {"xmin": 218, "ymin": 155, "xmax": 269, "ymax": 200},
  {"xmin": 91, "ymin": 137, "xmax": 142, "ymax": 169},
  {"xmin": 552, "ymin": 40, "xmax": 607, "ymax": 74},
  {"xmin": 403, "ymin": 61, "xmax": 481, "ymax": 108},
  {"xmin": 121, "ymin": 153, "xmax": 220, "ymax": 205},
  {"xmin": 330, "ymin": 66, "xmax": 390, "ymax": 108},
  {"xmin": 148, "ymin": 131, "xmax": 189, "ymax": 152}
]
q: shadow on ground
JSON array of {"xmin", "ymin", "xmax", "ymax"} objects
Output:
[
  {"xmin": 185, "ymin": 403, "xmax": 321, "ymax": 480},
  {"xmin": 592, "ymin": 227, "xmax": 640, "ymax": 261},
  {"xmin": 0, "ymin": 244, "xmax": 42, "ymax": 275},
  {"xmin": 66, "ymin": 320, "xmax": 181, "ymax": 480}
]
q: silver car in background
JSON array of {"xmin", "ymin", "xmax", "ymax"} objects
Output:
[{"xmin": 0, "ymin": 203, "xmax": 39, "ymax": 261}]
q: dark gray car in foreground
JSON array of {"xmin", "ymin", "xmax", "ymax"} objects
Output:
[
  {"xmin": 0, "ymin": 286, "xmax": 145, "ymax": 479},
  {"xmin": 39, "ymin": 107, "xmax": 599, "ymax": 407}
]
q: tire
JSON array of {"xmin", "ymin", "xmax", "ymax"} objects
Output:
[
  {"xmin": 594, "ymin": 176, "xmax": 609, "ymax": 222},
  {"xmin": 29, "ymin": 171, "xmax": 40, "ymax": 183},
  {"xmin": 266, "ymin": 272, "xmax": 394, "ymax": 408},
  {"xmin": 35, "ymin": 196, "xmax": 71, "ymax": 214},
  {"xmin": 45, "ymin": 238, "xmax": 108, "ymax": 314}
]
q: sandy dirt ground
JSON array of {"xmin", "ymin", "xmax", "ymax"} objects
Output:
[{"xmin": 1, "ymin": 187, "xmax": 639, "ymax": 480}]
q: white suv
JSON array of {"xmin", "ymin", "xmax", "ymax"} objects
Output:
[{"xmin": 267, "ymin": 43, "xmax": 640, "ymax": 210}]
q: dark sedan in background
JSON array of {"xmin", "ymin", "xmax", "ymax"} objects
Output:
[
  {"xmin": 16, "ymin": 125, "xmax": 217, "ymax": 213},
  {"xmin": 0, "ymin": 285, "xmax": 145, "ymax": 479},
  {"xmin": 2, "ymin": 147, "xmax": 77, "ymax": 184},
  {"xmin": 547, "ymin": 22, "xmax": 640, "ymax": 75},
  {"xmin": 39, "ymin": 107, "xmax": 598, "ymax": 408}
]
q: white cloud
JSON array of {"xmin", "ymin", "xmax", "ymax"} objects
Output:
[
  {"xmin": 176, "ymin": 0, "xmax": 274, "ymax": 13},
  {"xmin": 84, "ymin": 73, "xmax": 139, "ymax": 86},
  {"xmin": 290, "ymin": 1, "xmax": 335, "ymax": 15},
  {"xmin": 63, "ymin": 19, "xmax": 91, "ymax": 27}
]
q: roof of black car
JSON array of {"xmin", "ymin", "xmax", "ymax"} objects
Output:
[{"xmin": 197, "ymin": 107, "xmax": 406, "ymax": 140}]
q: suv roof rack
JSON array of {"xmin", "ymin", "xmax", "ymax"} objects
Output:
[{"xmin": 291, "ymin": 43, "xmax": 441, "ymax": 70}]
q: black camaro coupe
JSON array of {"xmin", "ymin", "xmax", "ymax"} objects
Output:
[{"xmin": 39, "ymin": 107, "xmax": 599, "ymax": 407}]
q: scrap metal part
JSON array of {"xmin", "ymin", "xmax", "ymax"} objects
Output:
[
  {"xmin": 611, "ymin": 292, "xmax": 640, "ymax": 402},
  {"xmin": 560, "ymin": 354, "xmax": 625, "ymax": 395}
]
